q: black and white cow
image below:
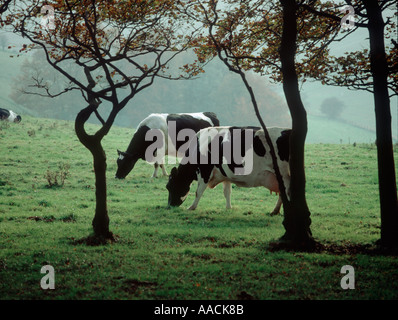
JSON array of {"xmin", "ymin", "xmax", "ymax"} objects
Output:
[
  {"xmin": 115, "ymin": 112, "xmax": 220, "ymax": 179},
  {"xmin": 166, "ymin": 126, "xmax": 291, "ymax": 215},
  {"xmin": 0, "ymin": 108, "xmax": 21, "ymax": 123}
]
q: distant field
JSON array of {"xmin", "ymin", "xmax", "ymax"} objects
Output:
[
  {"xmin": 306, "ymin": 114, "xmax": 377, "ymax": 144},
  {"xmin": 1, "ymin": 116, "xmax": 398, "ymax": 300}
]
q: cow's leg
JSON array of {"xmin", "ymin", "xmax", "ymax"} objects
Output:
[
  {"xmin": 223, "ymin": 181, "xmax": 232, "ymax": 209},
  {"xmin": 160, "ymin": 164, "xmax": 168, "ymax": 176},
  {"xmin": 188, "ymin": 177, "xmax": 208, "ymax": 210},
  {"xmin": 270, "ymin": 195, "xmax": 283, "ymax": 216},
  {"xmin": 152, "ymin": 163, "xmax": 159, "ymax": 178}
]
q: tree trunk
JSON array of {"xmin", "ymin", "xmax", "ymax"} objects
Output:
[
  {"xmin": 91, "ymin": 143, "xmax": 112, "ymax": 238},
  {"xmin": 363, "ymin": 0, "xmax": 398, "ymax": 248},
  {"xmin": 278, "ymin": 0, "xmax": 314, "ymax": 248},
  {"xmin": 75, "ymin": 106, "xmax": 113, "ymax": 240}
]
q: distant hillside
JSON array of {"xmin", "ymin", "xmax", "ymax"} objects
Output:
[
  {"xmin": 0, "ymin": 49, "xmax": 31, "ymax": 114},
  {"xmin": 306, "ymin": 114, "xmax": 377, "ymax": 144},
  {"xmin": 0, "ymin": 49, "xmax": 393, "ymax": 144},
  {"xmin": 2, "ymin": 49, "xmax": 292, "ymax": 128}
]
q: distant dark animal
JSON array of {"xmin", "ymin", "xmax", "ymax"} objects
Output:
[
  {"xmin": 116, "ymin": 112, "xmax": 220, "ymax": 179},
  {"xmin": 0, "ymin": 108, "xmax": 21, "ymax": 123},
  {"xmin": 166, "ymin": 126, "xmax": 291, "ymax": 215}
]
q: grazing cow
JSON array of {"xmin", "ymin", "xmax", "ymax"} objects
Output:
[
  {"xmin": 0, "ymin": 108, "xmax": 21, "ymax": 123},
  {"xmin": 115, "ymin": 112, "xmax": 220, "ymax": 179},
  {"xmin": 166, "ymin": 126, "xmax": 291, "ymax": 215}
]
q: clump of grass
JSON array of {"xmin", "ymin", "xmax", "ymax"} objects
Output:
[
  {"xmin": 38, "ymin": 200, "xmax": 51, "ymax": 207},
  {"xmin": 44, "ymin": 162, "xmax": 71, "ymax": 188},
  {"xmin": 59, "ymin": 213, "xmax": 77, "ymax": 223}
]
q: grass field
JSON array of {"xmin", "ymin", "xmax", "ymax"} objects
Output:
[{"xmin": 1, "ymin": 116, "xmax": 398, "ymax": 300}]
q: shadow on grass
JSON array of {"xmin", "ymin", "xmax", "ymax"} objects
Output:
[
  {"xmin": 70, "ymin": 233, "xmax": 120, "ymax": 246},
  {"xmin": 268, "ymin": 239, "xmax": 398, "ymax": 256}
]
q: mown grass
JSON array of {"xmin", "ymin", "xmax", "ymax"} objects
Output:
[{"xmin": 1, "ymin": 116, "xmax": 398, "ymax": 300}]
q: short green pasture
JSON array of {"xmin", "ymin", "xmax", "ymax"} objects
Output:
[{"xmin": 1, "ymin": 117, "xmax": 397, "ymax": 300}]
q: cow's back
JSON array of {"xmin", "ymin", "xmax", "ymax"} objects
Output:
[
  {"xmin": 166, "ymin": 113, "xmax": 218, "ymax": 132},
  {"xmin": 0, "ymin": 108, "xmax": 10, "ymax": 120},
  {"xmin": 138, "ymin": 113, "xmax": 168, "ymax": 132},
  {"xmin": 202, "ymin": 112, "xmax": 220, "ymax": 126}
]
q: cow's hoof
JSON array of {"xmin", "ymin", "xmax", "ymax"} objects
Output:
[{"xmin": 270, "ymin": 210, "xmax": 280, "ymax": 216}]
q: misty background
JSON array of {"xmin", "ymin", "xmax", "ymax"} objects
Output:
[{"xmin": 1, "ymin": 29, "xmax": 397, "ymax": 144}]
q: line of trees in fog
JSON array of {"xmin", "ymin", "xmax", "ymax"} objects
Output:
[{"xmin": 9, "ymin": 49, "xmax": 291, "ymax": 129}]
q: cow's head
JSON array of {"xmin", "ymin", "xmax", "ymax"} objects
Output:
[
  {"xmin": 115, "ymin": 149, "xmax": 139, "ymax": 179},
  {"xmin": 166, "ymin": 167, "xmax": 191, "ymax": 207},
  {"xmin": 14, "ymin": 115, "xmax": 21, "ymax": 123}
]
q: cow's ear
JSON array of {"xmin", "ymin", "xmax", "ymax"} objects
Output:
[
  {"xmin": 170, "ymin": 167, "xmax": 178, "ymax": 176},
  {"xmin": 117, "ymin": 149, "xmax": 122, "ymax": 155}
]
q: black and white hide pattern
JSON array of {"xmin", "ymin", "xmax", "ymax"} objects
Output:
[
  {"xmin": 115, "ymin": 112, "xmax": 220, "ymax": 179},
  {"xmin": 166, "ymin": 126, "xmax": 291, "ymax": 215},
  {"xmin": 0, "ymin": 108, "xmax": 21, "ymax": 123}
]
